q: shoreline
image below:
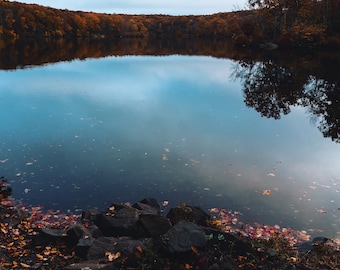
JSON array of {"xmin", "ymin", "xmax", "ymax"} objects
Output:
[{"xmin": 1, "ymin": 179, "xmax": 339, "ymax": 269}]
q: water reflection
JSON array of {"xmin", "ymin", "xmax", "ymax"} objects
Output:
[
  {"xmin": 0, "ymin": 47, "xmax": 340, "ymax": 238},
  {"xmin": 232, "ymin": 53, "xmax": 340, "ymax": 143}
]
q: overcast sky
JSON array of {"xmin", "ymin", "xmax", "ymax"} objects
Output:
[{"xmin": 14, "ymin": 0, "xmax": 249, "ymax": 15}]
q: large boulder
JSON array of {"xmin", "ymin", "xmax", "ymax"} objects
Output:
[
  {"xmin": 139, "ymin": 215, "xmax": 172, "ymax": 237},
  {"xmin": 166, "ymin": 205, "xmax": 193, "ymax": 224},
  {"xmin": 87, "ymin": 236, "xmax": 145, "ymax": 262},
  {"xmin": 164, "ymin": 220, "xmax": 207, "ymax": 253},
  {"xmin": 95, "ymin": 203, "xmax": 140, "ymax": 237},
  {"xmin": 132, "ymin": 198, "xmax": 161, "ymax": 215},
  {"xmin": 66, "ymin": 223, "xmax": 102, "ymax": 258},
  {"xmin": 166, "ymin": 205, "xmax": 211, "ymax": 226},
  {"xmin": 82, "ymin": 209, "xmax": 101, "ymax": 223}
]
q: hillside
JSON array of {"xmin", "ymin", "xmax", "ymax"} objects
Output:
[{"xmin": 0, "ymin": 0, "xmax": 339, "ymax": 47}]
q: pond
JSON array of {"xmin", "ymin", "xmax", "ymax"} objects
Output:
[{"xmin": 0, "ymin": 51, "xmax": 340, "ymax": 238}]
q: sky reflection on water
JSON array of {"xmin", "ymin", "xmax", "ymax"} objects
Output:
[{"xmin": 0, "ymin": 55, "xmax": 339, "ymax": 237}]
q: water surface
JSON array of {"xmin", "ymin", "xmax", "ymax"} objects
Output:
[{"xmin": 0, "ymin": 55, "xmax": 339, "ymax": 237}]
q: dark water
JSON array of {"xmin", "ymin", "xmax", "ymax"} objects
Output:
[{"xmin": 0, "ymin": 41, "xmax": 340, "ymax": 238}]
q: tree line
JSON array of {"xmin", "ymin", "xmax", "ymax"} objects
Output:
[{"xmin": 0, "ymin": 0, "xmax": 339, "ymax": 47}]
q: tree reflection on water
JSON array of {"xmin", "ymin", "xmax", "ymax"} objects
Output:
[
  {"xmin": 1, "ymin": 38, "xmax": 339, "ymax": 142},
  {"xmin": 232, "ymin": 53, "xmax": 340, "ymax": 143}
]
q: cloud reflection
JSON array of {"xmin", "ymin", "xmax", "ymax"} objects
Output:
[{"xmin": 0, "ymin": 55, "xmax": 339, "ymax": 236}]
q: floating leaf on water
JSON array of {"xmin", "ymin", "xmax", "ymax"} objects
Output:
[
  {"xmin": 262, "ymin": 190, "xmax": 271, "ymax": 196},
  {"xmin": 162, "ymin": 156, "xmax": 168, "ymax": 161}
]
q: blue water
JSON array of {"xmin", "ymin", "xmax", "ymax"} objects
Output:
[{"xmin": 0, "ymin": 55, "xmax": 339, "ymax": 237}]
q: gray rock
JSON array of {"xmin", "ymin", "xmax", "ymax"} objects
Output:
[
  {"xmin": 82, "ymin": 209, "xmax": 101, "ymax": 223},
  {"xmin": 96, "ymin": 203, "xmax": 139, "ymax": 237},
  {"xmin": 164, "ymin": 220, "xmax": 206, "ymax": 253},
  {"xmin": 139, "ymin": 214, "xmax": 172, "ymax": 237},
  {"xmin": 166, "ymin": 205, "xmax": 193, "ymax": 224},
  {"xmin": 87, "ymin": 236, "xmax": 145, "ymax": 260},
  {"xmin": 132, "ymin": 198, "xmax": 161, "ymax": 215}
]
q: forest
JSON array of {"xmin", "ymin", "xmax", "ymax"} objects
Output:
[{"xmin": 0, "ymin": 0, "xmax": 339, "ymax": 47}]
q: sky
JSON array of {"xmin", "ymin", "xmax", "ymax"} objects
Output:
[{"xmin": 13, "ymin": 0, "xmax": 249, "ymax": 15}]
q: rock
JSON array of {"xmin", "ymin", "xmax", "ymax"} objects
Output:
[
  {"xmin": 203, "ymin": 228, "xmax": 255, "ymax": 257},
  {"xmin": 209, "ymin": 255, "xmax": 237, "ymax": 270},
  {"xmin": 164, "ymin": 220, "xmax": 207, "ymax": 253},
  {"xmin": 166, "ymin": 205, "xmax": 193, "ymax": 224},
  {"xmin": 86, "ymin": 236, "xmax": 119, "ymax": 260},
  {"xmin": 95, "ymin": 203, "xmax": 139, "ymax": 237},
  {"xmin": 132, "ymin": 198, "xmax": 161, "ymax": 215},
  {"xmin": 190, "ymin": 206, "xmax": 211, "ymax": 226},
  {"xmin": 295, "ymin": 236, "xmax": 337, "ymax": 254},
  {"xmin": 32, "ymin": 228, "xmax": 67, "ymax": 246},
  {"xmin": 87, "ymin": 236, "xmax": 145, "ymax": 261},
  {"xmin": 166, "ymin": 205, "xmax": 211, "ymax": 226},
  {"xmin": 82, "ymin": 209, "xmax": 101, "ymax": 223},
  {"xmin": 63, "ymin": 259, "xmax": 117, "ymax": 270},
  {"xmin": 66, "ymin": 224, "xmax": 97, "ymax": 258},
  {"xmin": 139, "ymin": 215, "xmax": 172, "ymax": 237}
]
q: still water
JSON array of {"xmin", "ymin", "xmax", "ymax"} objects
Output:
[{"xmin": 0, "ymin": 55, "xmax": 339, "ymax": 237}]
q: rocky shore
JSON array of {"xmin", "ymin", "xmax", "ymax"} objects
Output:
[{"xmin": 1, "ymin": 178, "xmax": 339, "ymax": 269}]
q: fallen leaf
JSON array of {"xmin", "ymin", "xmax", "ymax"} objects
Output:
[
  {"xmin": 209, "ymin": 208, "xmax": 219, "ymax": 213},
  {"xmin": 191, "ymin": 246, "xmax": 198, "ymax": 254},
  {"xmin": 20, "ymin": 263, "xmax": 30, "ymax": 268},
  {"xmin": 105, "ymin": 251, "xmax": 121, "ymax": 262},
  {"xmin": 262, "ymin": 190, "xmax": 271, "ymax": 196}
]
